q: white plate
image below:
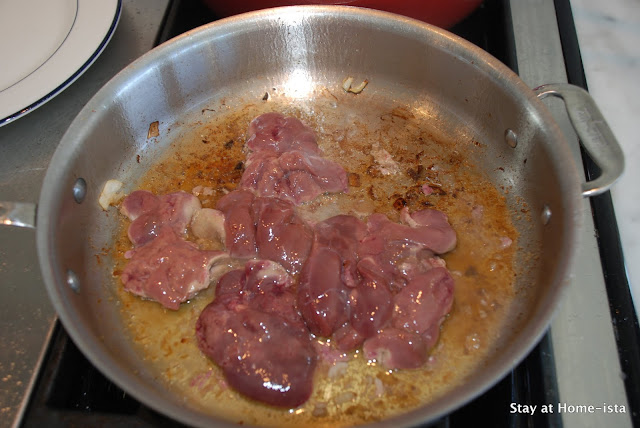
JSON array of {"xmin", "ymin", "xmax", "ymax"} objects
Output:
[{"xmin": 0, "ymin": 0, "xmax": 121, "ymax": 127}]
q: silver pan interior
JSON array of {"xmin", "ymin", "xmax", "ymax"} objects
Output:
[{"xmin": 37, "ymin": 6, "xmax": 581, "ymax": 427}]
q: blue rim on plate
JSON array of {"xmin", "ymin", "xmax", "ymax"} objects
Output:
[{"xmin": 0, "ymin": 0, "xmax": 122, "ymax": 127}]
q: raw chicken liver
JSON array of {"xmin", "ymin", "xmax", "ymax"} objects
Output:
[
  {"xmin": 216, "ymin": 190, "xmax": 312, "ymax": 275},
  {"xmin": 245, "ymin": 112, "xmax": 321, "ymax": 156},
  {"xmin": 121, "ymin": 190, "xmax": 201, "ymax": 246},
  {"xmin": 119, "ymin": 190, "xmax": 224, "ymax": 310},
  {"xmin": 296, "ymin": 209, "xmax": 456, "ymax": 370},
  {"xmin": 118, "ymin": 113, "xmax": 460, "ymax": 407},
  {"xmin": 297, "ymin": 215, "xmax": 367, "ymax": 337},
  {"xmin": 120, "ymin": 226, "xmax": 226, "ymax": 310},
  {"xmin": 240, "ymin": 113, "xmax": 348, "ymax": 204},
  {"xmin": 196, "ymin": 260, "xmax": 316, "ymax": 408}
]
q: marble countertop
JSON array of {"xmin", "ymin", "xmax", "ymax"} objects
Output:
[{"xmin": 570, "ymin": 0, "xmax": 640, "ymax": 316}]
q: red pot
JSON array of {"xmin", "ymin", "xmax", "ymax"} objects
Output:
[{"xmin": 201, "ymin": 0, "xmax": 484, "ymax": 28}]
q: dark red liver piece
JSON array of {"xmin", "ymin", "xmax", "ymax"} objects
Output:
[
  {"xmin": 297, "ymin": 215, "xmax": 367, "ymax": 337},
  {"xmin": 196, "ymin": 303, "xmax": 316, "ymax": 407},
  {"xmin": 196, "ymin": 259, "xmax": 317, "ymax": 407}
]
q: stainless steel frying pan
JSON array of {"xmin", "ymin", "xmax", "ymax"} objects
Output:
[{"xmin": 0, "ymin": 6, "xmax": 623, "ymax": 427}]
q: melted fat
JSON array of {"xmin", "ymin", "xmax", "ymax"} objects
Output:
[{"xmin": 111, "ymin": 91, "xmax": 518, "ymax": 427}]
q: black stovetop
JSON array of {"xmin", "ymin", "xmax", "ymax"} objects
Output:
[{"xmin": 19, "ymin": 0, "xmax": 639, "ymax": 427}]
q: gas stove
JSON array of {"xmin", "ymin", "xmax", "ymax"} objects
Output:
[{"xmin": 1, "ymin": 0, "xmax": 638, "ymax": 427}]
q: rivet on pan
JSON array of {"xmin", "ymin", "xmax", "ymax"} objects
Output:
[
  {"xmin": 67, "ymin": 270, "xmax": 81, "ymax": 293},
  {"xmin": 541, "ymin": 205, "xmax": 552, "ymax": 225},
  {"xmin": 73, "ymin": 178, "xmax": 87, "ymax": 203},
  {"xmin": 505, "ymin": 129, "xmax": 518, "ymax": 148}
]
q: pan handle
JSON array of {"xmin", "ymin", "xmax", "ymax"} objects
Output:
[
  {"xmin": 0, "ymin": 202, "xmax": 36, "ymax": 229},
  {"xmin": 534, "ymin": 83, "xmax": 625, "ymax": 198}
]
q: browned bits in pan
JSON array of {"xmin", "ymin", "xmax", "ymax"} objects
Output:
[
  {"xmin": 393, "ymin": 196, "xmax": 407, "ymax": 210},
  {"xmin": 348, "ymin": 172, "xmax": 361, "ymax": 187},
  {"xmin": 380, "ymin": 107, "xmax": 414, "ymax": 121},
  {"xmin": 406, "ymin": 165, "xmax": 425, "ymax": 181},
  {"xmin": 429, "ymin": 185, "xmax": 447, "ymax": 196},
  {"xmin": 447, "ymin": 150, "xmax": 463, "ymax": 166},
  {"xmin": 366, "ymin": 165, "xmax": 382, "ymax": 178},
  {"xmin": 367, "ymin": 185, "xmax": 376, "ymax": 200},
  {"xmin": 147, "ymin": 121, "xmax": 159, "ymax": 138},
  {"xmin": 404, "ymin": 186, "xmax": 422, "ymax": 203}
]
